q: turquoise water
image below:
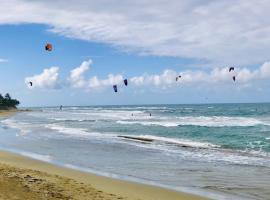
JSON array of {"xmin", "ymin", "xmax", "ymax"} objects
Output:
[{"xmin": 0, "ymin": 103, "xmax": 270, "ymax": 199}]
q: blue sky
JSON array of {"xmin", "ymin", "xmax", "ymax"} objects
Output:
[{"xmin": 0, "ymin": 1, "xmax": 270, "ymax": 106}]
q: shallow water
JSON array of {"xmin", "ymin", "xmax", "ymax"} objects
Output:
[{"xmin": 0, "ymin": 103, "xmax": 270, "ymax": 199}]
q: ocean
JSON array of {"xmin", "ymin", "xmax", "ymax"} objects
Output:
[{"xmin": 0, "ymin": 103, "xmax": 270, "ymax": 200}]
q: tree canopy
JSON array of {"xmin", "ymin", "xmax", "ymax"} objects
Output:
[{"xmin": 0, "ymin": 93, "xmax": 20, "ymax": 109}]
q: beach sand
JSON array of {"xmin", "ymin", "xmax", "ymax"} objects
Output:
[
  {"xmin": 0, "ymin": 110, "xmax": 209, "ymax": 200},
  {"xmin": 0, "ymin": 109, "xmax": 19, "ymax": 116},
  {"xmin": 0, "ymin": 151, "xmax": 210, "ymax": 200}
]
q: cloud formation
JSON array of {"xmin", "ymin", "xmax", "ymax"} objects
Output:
[
  {"xmin": 2, "ymin": 0, "xmax": 270, "ymax": 65},
  {"xmin": 131, "ymin": 62, "xmax": 270, "ymax": 87},
  {"xmin": 26, "ymin": 60, "xmax": 270, "ymax": 91},
  {"xmin": 25, "ymin": 67, "xmax": 60, "ymax": 89},
  {"xmin": 0, "ymin": 58, "xmax": 8, "ymax": 63},
  {"xmin": 69, "ymin": 60, "xmax": 123, "ymax": 90},
  {"xmin": 69, "ymin": 60, "xmax": 92, "ymax": 88}
]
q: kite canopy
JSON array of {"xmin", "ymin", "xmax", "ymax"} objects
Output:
[
  {"xmin": 229, "ymin": 67, "xmax": 235, "ymax": 72},
  {"xmin": 45, "ymin": 43, "xmax": 53, "ymax": 51},
  {"xmin": 113, "ymin": 85, "xmax": 118, "ymax": 92},
  {"xmin": 176, "ymin": 75, "xmax": 181, "ymax": 81},
  {"xmin": 124, "ymin": 79, "xmax": 128, "ymax": 86},
  {"xmin": 29, "ymin": 81, "xmax": 33, "ymax": 87}
]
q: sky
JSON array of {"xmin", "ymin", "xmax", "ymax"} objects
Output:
[{"xmin": 0, "ymin": 0, "xmax": 270, "ymax": 106}]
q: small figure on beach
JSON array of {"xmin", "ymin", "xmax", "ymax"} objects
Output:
[
  {"xmin": 60, "ymin": 105, "xmax": 63, "ymax": 110},
  {"xmin": 149, "ymin": 113, "xmax": 152, "ymax": 117}
]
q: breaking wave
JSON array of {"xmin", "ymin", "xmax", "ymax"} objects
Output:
[{"xmin": 117, "ymin": 116, "xmax": 269, "ymax": 127}]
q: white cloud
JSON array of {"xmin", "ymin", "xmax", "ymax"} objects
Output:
[
  {"xmin": 0, "ymin": 58, "xmax": 8, "ymax": 63},
  {"xmin": 131, "ymin": 62, "xmax": 270, "ymax": 87},
  {"xmin": 88, "ymin": 74, "xmax": 123, "ymax": 89},
  {"xmin": 27, "ymin": 60, "xmax": 270, "ymax": 91},
  {"xmin": 2, "ymin": 0, "xmax": 270, "ymax": 65},
  {"xmin": 69, "ymin": 60, "xmax": 123, "ymax": 90},
  {"xmin": 25, "ymin": 67, "xmax": 60, "ymax": 89},
  {"xmin": 69, "ymin": 59, "xmax": 92, "ymax": 88}
]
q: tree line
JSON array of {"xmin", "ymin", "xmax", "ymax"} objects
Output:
[{"xmin": 0, "ymin": 93, "xmax": 20, "ymax": 109}]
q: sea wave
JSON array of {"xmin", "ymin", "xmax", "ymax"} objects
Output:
[
  {"xmin": 40, "ymin": 109, "xmax": 147, "ymax": 121},
  {"xmin": 117, "ymin": 120, "xmax": 178, "ymax": 127},
  {"xmin": 117, "ymin": 116, "xmax": 270, "ymax": 127},
  {"xmin": 117, "ymin": 135, "xmax": 270, "ymax": 167},
  {"xmin": 1, "ymin": 119, "xmax": 32, "ymax": 135},
  {"xmin": 48, "ymin": 118, "xmax": 96, "ymax": 122},
  {"xmin": 45, "ymin": 124, "xmax": 115, "ymax": 138},
  {"xmin": 45, "ymin": 124, "xmax": 92, "ymax": 136}
]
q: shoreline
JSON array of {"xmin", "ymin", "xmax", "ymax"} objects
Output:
[
  {"xmin": 0, "ymin": 109, "xmax": 209, "ymax": 199},
  {"xmin": 0, "ymin": 150, "xmax": 209, "ymax": 200},
  {"xmin": 0, "ymin": 109, "xmax": 19, "ymax": 116},
  {"xmin": 0, "ymin": 108, "xmax": 31, "ymax": 117}
]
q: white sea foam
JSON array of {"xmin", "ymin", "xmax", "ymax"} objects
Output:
[
  {"xmin": 117, "ymin": 116, "xmax": 269, "ymax": 127},
  {"xmin": 48, "ymin": 117, "xmax": 95, "ymax": 122},
  {"xmin": 39, "ymin": 109, "xmax": 148, "ymax": 121},
  {"xmin": 117, "ymin": 120, "xmax": 178, "ymax": 127},
  {"xmin": 45, "ymin": 124, "xmax": 115, "ymax": 138},
  {"xmin": 45, "ymin": 124, "xmax": 91, "ymax": 136},
  {"xmin": 20, "ymin": 151, "xmax": 53, "ymax": 162},
  {"xmin": 1, "ymin": 119, "xmax": 31, "ymax": 135}
]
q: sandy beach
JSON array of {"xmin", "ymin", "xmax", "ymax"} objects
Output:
[
  {"xmin": 0, "ymin": 150, "xmax": 209, "ymax": 200},
  {"xmin": 0, "ymin": 110, "xmax": 208, "ymax": 200}
]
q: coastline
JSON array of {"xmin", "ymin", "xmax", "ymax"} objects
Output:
[
  {"xmin": 0, "ymin": 110, "xmax": 208, "ymax": 200},
  {"xmin": 0, "ymin": 150, "xmax": 209, "ymax": 200},
  {"xmin": 0, "ymin": 108, "xmax": 31, "ymax": 117}
]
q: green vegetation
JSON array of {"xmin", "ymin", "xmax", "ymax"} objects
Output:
[{"xmin": 0, "ymin": 93, "xmax": 20, "ymax": 109}]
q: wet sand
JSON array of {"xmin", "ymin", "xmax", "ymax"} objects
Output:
[{"xmin": 0, "ymin": 109, "xmax": 18, "ymax": 116}]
